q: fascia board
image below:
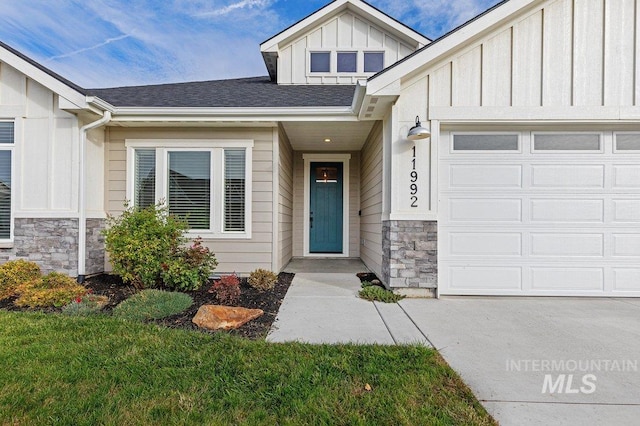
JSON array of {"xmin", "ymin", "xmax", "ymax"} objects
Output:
[
  {"xmin": 367, "ymin": 0, "xmax": 535, "ymax": 94},
  {"xmin": 0, "ymin": 46, "xmax": 87, "ymax": 107}
]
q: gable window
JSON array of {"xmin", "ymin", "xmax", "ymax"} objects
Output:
[
  {"xmin": 127, "ymin": 140, "xmax": 252, "ymax": 238},
  {"xmin": 337, "ymin": 52, "xmax": 357, "ymax": 73},
  {"xmin": 364, "ymin": 52, "xmax": 384, "ymax": 73},
  {"xmin": 0, "ymin": 122, "xmax": 13, "ymax": 241},
  {"xmin": 310, "ymin": 52, "xmax": 330, "ymax": 73}
]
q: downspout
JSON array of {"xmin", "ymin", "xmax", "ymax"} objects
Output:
[{"xmin": 77, "ymin": 111, "xmax": 111, "ymax": 283}]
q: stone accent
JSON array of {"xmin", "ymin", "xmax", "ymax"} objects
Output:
[
  {"xmin": 193, "ymin": 305, "xmax": 264, "ymax": 330},
  {"xmin": 0, "ymin": 217, "xmax": 107, "ymax": 277},
  {"xmin": 86, "ymin": 218, "xmax": 106, "ymax": 275},
  {"xmin": 382, "ymin": 220, "xmax": 437, "ymax": 291}
]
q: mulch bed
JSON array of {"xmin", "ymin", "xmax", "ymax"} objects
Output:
[{"xmin": 0, "ymin": 272, "xmax": 295, "ymax": 340}]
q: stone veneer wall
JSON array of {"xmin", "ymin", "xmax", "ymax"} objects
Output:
[
  {"xmin": 0, "ymin": 217, "xmax": 106, "ymax": 277},
  {"xmin": 382, "ymin": 220, "xmax": 437, "ymax": 291}
]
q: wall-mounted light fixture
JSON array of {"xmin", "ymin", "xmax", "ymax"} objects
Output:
[{"xmin": 407, "ymin": 116, "xmax": 430, "ymax": 140}]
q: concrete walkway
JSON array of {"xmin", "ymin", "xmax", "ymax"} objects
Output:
[
  {"xmin": 267, "ymin": 262, "xmax": 640, "ymax": 425},
  {"xmin": 267, "ymin": 259, "xmax": 429, "ymax": 345}
]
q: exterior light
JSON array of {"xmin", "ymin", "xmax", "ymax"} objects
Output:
[
  {"xmin": 324, "ymin": 138, "xmax": 331, "ymax": 143},
  {"xmin": 407, "ymin": 116, "xmax": 430, "ymax": 140}
]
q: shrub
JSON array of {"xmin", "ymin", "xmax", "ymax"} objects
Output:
[
  {"xmin": 360, "ymin": 281, "xmax": 374, "ymax": 288},
  {"xmin": 210, "ymin": 273, "xmax": 241, "ymax": 305},
  {"xmin": 15, "ymin": 272, "xmax": 87, "ymax": 308},
  {"xmin": 248, "ymin": 268, "xmax": 278, "ymax": 291},
  {"xmin": 62, "ymin": 292, "xmax": 109, "ymax": 316},
  {"xmin": 161, "ymin": 238, "xmax": 217, "ymax": 291},
  {"xmin": 112, "ymin": 289, "xmax": 193, "ymax": 321},
  {"xmin": 0, "ymin": 259, "xmax": 42, "ymax": 300},
  {"xmin": 358, "ymin": 286, "xmax": 405, "ymax": 303},
  {"xmin": 103, "ymin": 203, "xmax": 216, "ymax": 290}
]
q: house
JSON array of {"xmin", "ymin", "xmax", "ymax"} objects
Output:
[{"xmin": 1, "ymin": 0, "xmax": 639, "ymax": 297}]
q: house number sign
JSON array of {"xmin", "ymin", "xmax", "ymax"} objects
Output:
[{"xmin": 410, "ymin": 144, "xmax": 418, "ymax": 207}]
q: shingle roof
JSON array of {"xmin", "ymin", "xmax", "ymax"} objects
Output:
[{"xmin": 88, "ymin": 77, "xmax": 356, "ymax": 108}]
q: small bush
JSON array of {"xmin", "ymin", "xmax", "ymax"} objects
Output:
[
  {"xmin": 112, "ymin": 289, "xmax": 193, "ymax": 321},
  {"xmin": 360, "ymin": 281, "xmax": 374, "ymax": 288},
  {"xmin": 104, "ymin": 203, "xmax": 216, "ymax": 290},
  {"xmin": 210, "ymin": 273, "xmax": 241, "ymax": 305},
  {"xmin": 248, "ymin": 268, "xmax": 278, "ymax": 291},
  {"xmin": 161, "ymin": 238, "xmax": 217, "ymax": 291},
  {"xmin": 358, "ymin": 286, "xmax": 405, "ymax": 303},
  {"xmin": 0, "ymin": 259, "xmax": 42, "ymax": 300},
  {"xmin": 15, "ymin": 272, "xmax": 87, "ymax": 308},
  {"xmin": 62, "ymin": 292, "xmax": 109, "ymax": 316}
]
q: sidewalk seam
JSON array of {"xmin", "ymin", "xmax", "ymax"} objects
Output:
[
  {"xmin": 373, "ymin": 302, "xmax": 398, "ymax": 345},
  {"xmin": 398, "ymin": 301, "xmax": 436, "ymax": 348}
]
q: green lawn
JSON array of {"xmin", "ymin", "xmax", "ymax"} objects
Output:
[{"xmin": 0, "ymin": 312, "xmax": 495, "ymax": 425}]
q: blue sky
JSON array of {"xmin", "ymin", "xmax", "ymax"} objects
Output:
[{"xmin": 0, "ymin": 0, "xmax": 501, "ymax": 89}]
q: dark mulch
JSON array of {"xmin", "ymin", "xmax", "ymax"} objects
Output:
[{"xmin": 0, "ymin": 272, "xmax": 294, "ymax": 340}]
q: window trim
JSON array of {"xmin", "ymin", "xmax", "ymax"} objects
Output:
[
  {"xmin": 0, "ymin": 120, "xmax": 14, "ymax": 245},
  {"xmin": 306, "ymin": 49, "xmax": 385, "ymax": 76},
  {"xmin": 125, "ymin": 139, "xmax": 253, "ymax": 239},
  {"xmin": 531, "ymin": 132, "xmax": 604, "ymax": 153},
  {"xmin": 450, "ymin": 132, "xmax": 522, "ymax": 154}
]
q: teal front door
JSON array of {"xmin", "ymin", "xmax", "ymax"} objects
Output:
[{"xmin": 309, "ymin": 162, "xmax": 343, "ymax": 253}]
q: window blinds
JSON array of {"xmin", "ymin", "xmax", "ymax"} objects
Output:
[
  {"xmin": 168, "ymin": 151, "xmax": 211, "ymax": 230},
  {"xmin": 0, "ymin": 122, "xmax": 14, "ymax": 144},
  {"xmin": 224, "ymin": 149, "xmax": 245, "ymax": 231},
  {"xmin": 134, "ymin": 150, "xmax": 156, "ymax": 208},
  {"xmin": 0, "ymin": 151, "xmax": 11, "ymax": 239}
]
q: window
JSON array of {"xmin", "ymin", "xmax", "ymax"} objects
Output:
[
  {"xmin": 453, "ymin": 134, "xmax": 519, "ymax": 151},
  {"xmin": 533, "ymin": 134, "xmax": 601, "ymax": 151},
  {"xmin": 615, "ymin": 134, "xmax": 640, "ymax": 151},
  {"xmin": 0, "ymin": 122, "xmax": 13, "ymax": 241},
  {"xmin": 364, "ymin": 52, "xmax": 384, "ymax": 73},
  {"xmin": 310, "ymin": 52, "xmax": 330, "ymax": 73},
  {"xmin": 127, "ymin": 140, "xmax": 252, "ymax": 237},
  {"xmin": 337, "ymin": 52, "xmax": 357, "ymax": 73}
]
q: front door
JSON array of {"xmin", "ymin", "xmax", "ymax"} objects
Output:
[{"xmin": 309, "ymin": 162, "xmax": 343, "ymax": 253}]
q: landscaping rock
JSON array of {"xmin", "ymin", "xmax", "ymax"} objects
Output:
[{"xmin": 192, "ymin": 305, "xmax": 264, "ymax": 330}]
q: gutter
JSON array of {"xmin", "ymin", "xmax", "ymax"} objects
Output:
[{"xmin": 77, "ymin": 111, "xmax": 111, "ymax": 283}]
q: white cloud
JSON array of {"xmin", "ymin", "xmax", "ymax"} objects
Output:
[
  {"xmin": 196, "ymin": 0, "xmax": 271, "ymax": 17},
  {"xmin": 47, "ymin": 34, "xmax": 131, "ymax": 61}
]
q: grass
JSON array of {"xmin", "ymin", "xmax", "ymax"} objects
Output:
[
  {"xmin": 359, "ymin": 283, "xmax": 405, "ymax": 303},
  {"xmin": 112, "ymin": 289, "xmax": 193, "ymax": 321},
  {"xmin": 0, "ymin": 312, "xmax": 495, "ymax": 425}
]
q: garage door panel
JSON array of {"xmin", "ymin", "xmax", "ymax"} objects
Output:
[
  {"xmin": 530, "ymin": 233, "xmax": 604, "ymax": 257},
  {"xmin": 449, "ymin": 164, "xmax": 522, "ymax": 188},
  {"xmin": 612, "ymin": 234, "xmax": 640, "ymax": 257},
  {"xmin": 530, "ymin": 199, "xmax": 604, "ymax": 222},
  {"xmin": 613, "ymin": 165, "xmax": 640, "ymax": 188},
  {"xmin": 530, "ymin": 268, "xmax": 604, "ymax": 291},
  {"xmin": 449, "ymin": 266, "xmax": 522, "ymax": 291},
  {"xmin": 448, "ymin": 198, "xmax": 522, "ymax": 222},
  {"xmin": 448, "ymin": 232, "xmax": 522, "ymax": 256},
  {"xmin": 612, "ymin": 200, "xmax": 640, "ymax": 222},
  {"xmin": 531, "ymin": 165, "xmax": 604, "ymax": 188},
  {"xmin": 612, "ymin": 269, "xmax": 640, "ymax": 291}
]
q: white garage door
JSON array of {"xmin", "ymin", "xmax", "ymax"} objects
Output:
[{"xmin": 439, "ymin": 131, "xmax": 640, "ymax": 297}]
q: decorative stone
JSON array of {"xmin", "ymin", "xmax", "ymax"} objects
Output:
[{"xmin": 193, "ymin": 305, "xmax": 264, "ymax": 330}]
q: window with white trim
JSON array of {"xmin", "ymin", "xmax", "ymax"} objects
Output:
[
  {"xmin": 127, "ymin": 140, "xmax": 252, "ymax": 238},
  {"xmin": 0, "ymin": 122, "xmax": 13, "ymax": 241}
]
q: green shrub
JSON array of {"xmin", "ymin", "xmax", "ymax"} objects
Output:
[
  {"xmin": 112, "ymin": 289, "xmax": 193, "ymax": 321},
  {"xmin": 0, "ymin": 259, "xmax": 42, "ymax": 300},
  {"xmin": 358, "ymin": 285, "xmax": 405, "ymax": 303},
  {"xmin": 360, "ymin": 281, "xmax": 374, "ymax": 288},
  {"xmin": 62, "ymin": 292, "xmax": 109, "ymax": 316},
  {"xmin": 211, "ymin": 273, "xmax": 241, "ymax": 305},
  {"xmin": 103, "ymin": 203, "xmax": 216, "ymax": 290},
  {"xmin": 248, "ymin": 268, "xmax": 278, "ymax": 291},
  {"xmin": 161, "ymin": 238, "xmax": 217, "ymax": 291},
  {"xmin": 15, "ymin": 272, "xmax": 87, "ymax": 308}
]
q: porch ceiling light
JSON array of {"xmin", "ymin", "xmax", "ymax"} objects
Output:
[{"xmin": 407, "ymin": 116, "xmax": 430, "ymax": 140}]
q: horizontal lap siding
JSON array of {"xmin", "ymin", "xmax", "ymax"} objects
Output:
[
  {"xmin": 359, "ymin": 122, "xmax": 383, "ymax": 278},
  {"xmin": 417, "ymin": 0, "xmax": 638, "ymax": 108},
  {"xmin": 278, "ymin": 126, "xmax": 293, "ymax": 270},
  {"xmin": 105, "ymin": 127, "xmax": 275, "ymax": 274}
]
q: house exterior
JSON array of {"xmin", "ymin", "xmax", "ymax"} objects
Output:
[{"xmin": 1, "ymin": 0, "xmax": 640, "ymax": 297}]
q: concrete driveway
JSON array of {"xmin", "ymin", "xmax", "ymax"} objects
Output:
[{"xmin": 401, "ymin": 297, "xmax": 640, "ymax": 426}]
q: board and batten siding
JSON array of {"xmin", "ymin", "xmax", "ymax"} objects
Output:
[
  {"xmin": 0, "ymin": 61, "xmax": 80, "ymax": 217},
  {"xmin": 279, "ymin": 10, "xmax": 416, "ymax": 85},
  {"xmin": 359, "ymin": 121, "xmax": 383, "ymax": 279},
  {"xmin": 405, "ymin": 0, "xmax": 640, "ymax": 109},
  {"xmin": 292, "ymin": 151, "xmax": 360, "ymax": 257},
  {"xmin": 278, "ymin": 126, "xmax": 294, "ymax": 271},
  {"xmin": 105, "ymin": 127, "xmax": 275, "ymax": 274}
]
